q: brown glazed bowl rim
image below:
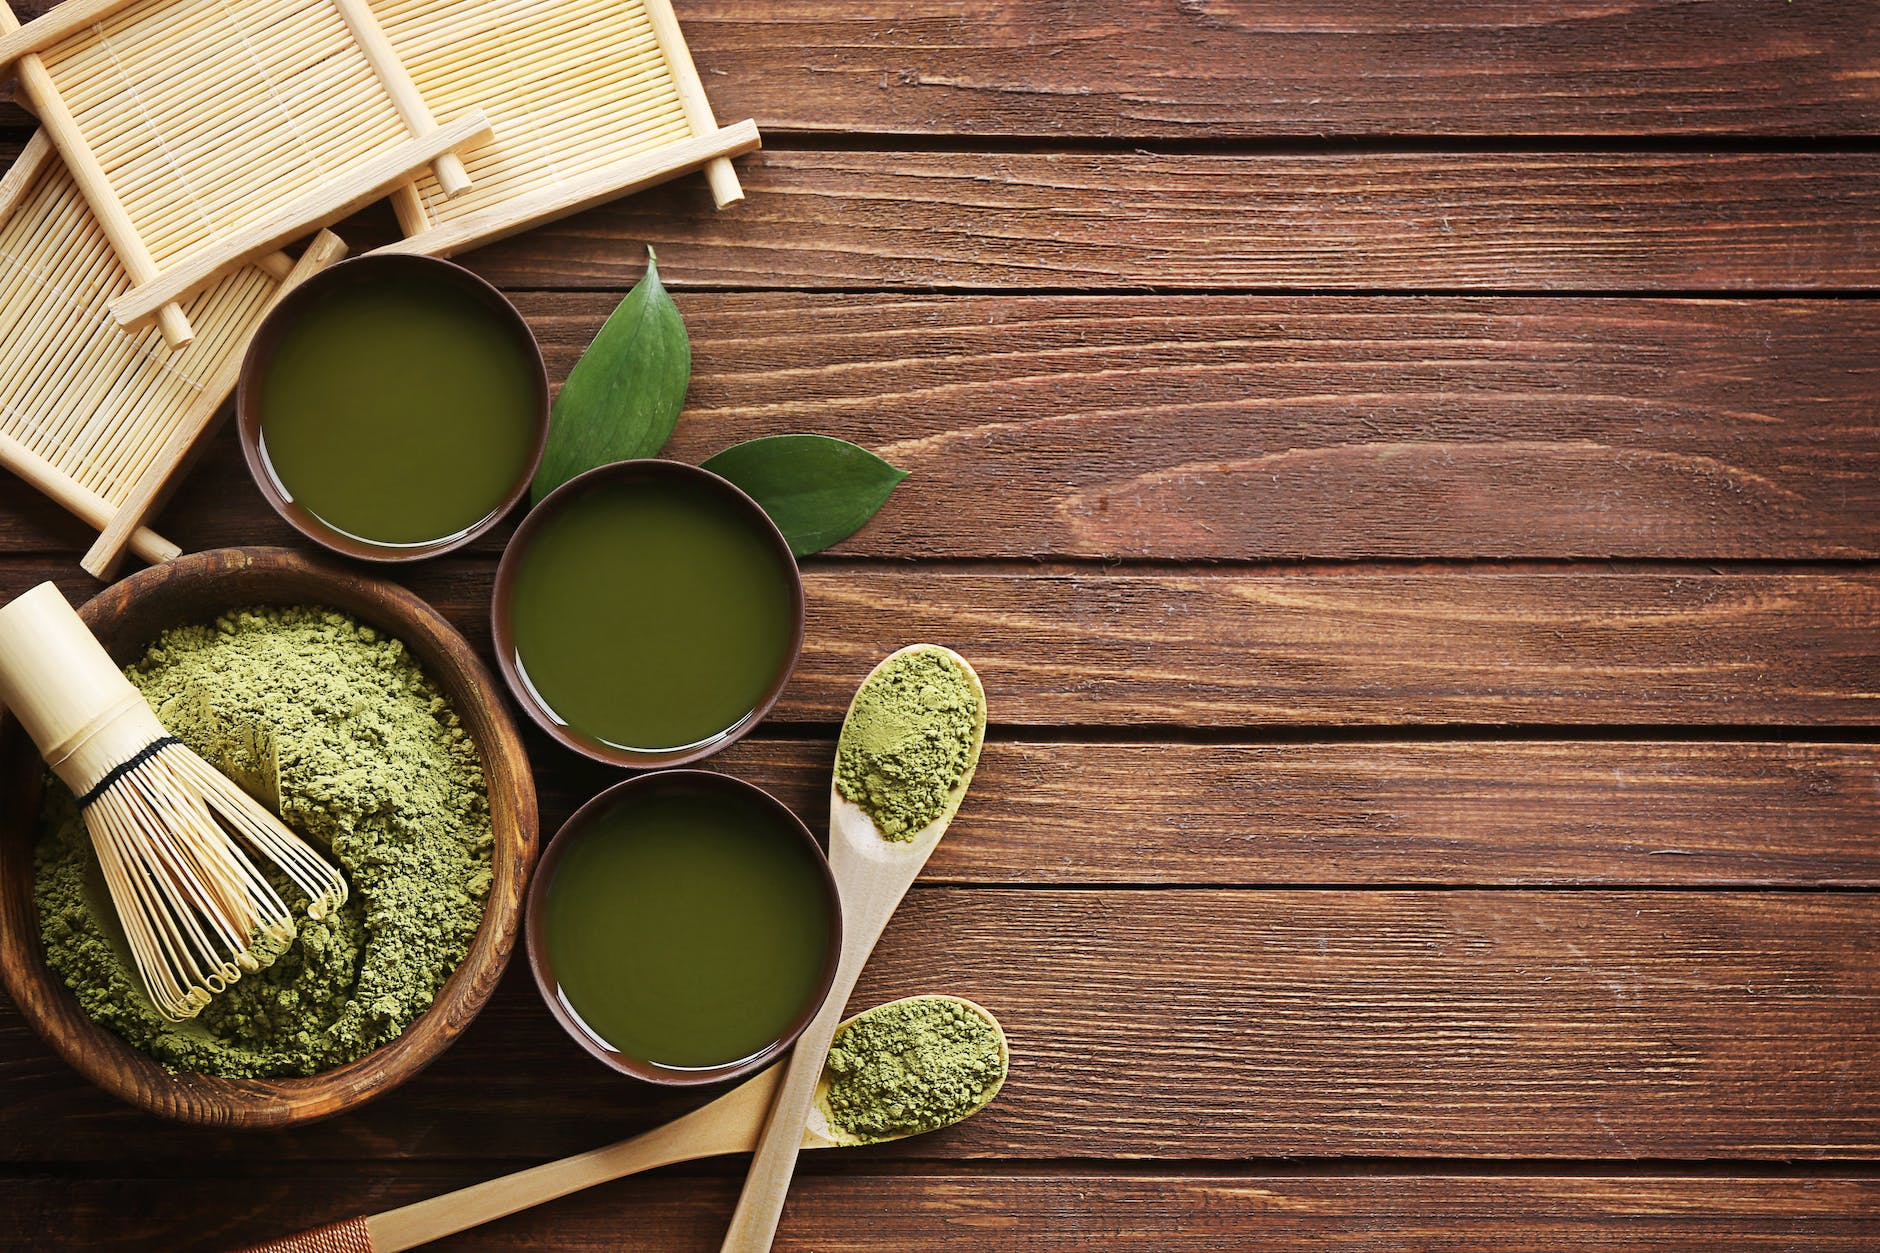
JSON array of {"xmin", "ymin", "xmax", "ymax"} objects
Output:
[
  {"xmin": 234, "ymin": 253, "xmax": 550, "ymax": 564},
  {"xmin": 0, "ymin": 547, "xmax": 539, "ymax": 1127},
  {"xmin": 491, "ymin": 459, "xmax": 806, "ymax": 769},
  {"xmin": 525, "ymin": 769, "xmax": 842, "ymax": 1086}
]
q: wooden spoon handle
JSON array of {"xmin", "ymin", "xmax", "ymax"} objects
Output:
[
  {"xmin": 237, "ymin": 1069, "xmax": 782, "ymax": 1253},
  {"xmin": 717, "ymin": 991, "xmax": 847, "ymax": 1252},
  {"xmin": 719, "ymin": 899, "xmax": 892, "ymax": 1253}
]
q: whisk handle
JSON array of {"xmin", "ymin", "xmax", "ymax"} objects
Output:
[{"xmin": 0, "ymin": 582, "xmax": 159, "ymax": 787}]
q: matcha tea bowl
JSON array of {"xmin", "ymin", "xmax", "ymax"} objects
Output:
[
  {"xmin": 236, "ymin": 253, "xmax": 550, "ymax": 562},
  {"xmin": 0, "ymin": 547, "xmax": 538, "ymax": 1127},
  {"xmin": 493, "ymin": 459, "xmax": 805, "ymax": 768},
  {"xmin": 526, "ymin": 770, "xmax": 842, "ymax": 1086}
]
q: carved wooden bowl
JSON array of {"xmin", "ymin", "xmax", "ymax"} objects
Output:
[{"xmin": 0, "ymin": 547, "xmax": 537, "ymax": 1127}]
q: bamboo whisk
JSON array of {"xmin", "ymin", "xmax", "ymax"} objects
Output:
[{"xmin": 0, "ymin": 583, "xmax": 347, "ymax": 1020}]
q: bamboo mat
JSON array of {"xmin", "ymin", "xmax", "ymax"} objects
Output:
[
  {"xmin": 36, "ymin": 0, "xmax": 408, "ymax": 271},
  {"xmin": 0, "ymin": 132, "xmax": 343, "ymax": 578},
  {"xmin": 0, "ymin": 0, "xmax": 485, "ymax": 344},
  {"xmin": 375, "ymin": 0, "xmax": 759, "ymax": 257}
]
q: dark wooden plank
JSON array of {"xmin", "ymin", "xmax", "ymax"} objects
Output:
[
  {"xmin": 604, "ymin": 296, "xmax": 1880, "ymax": 562},
  {"xmin": 5, "ymin": 298, "xmax": 1876, "ymax": 562},
  {"xmin": 4, "ymin": 892, "xmax": 1876, "ymax": 1161},
  {"xmin": 387, "ymin": 735, "xmax": 1880, "ymax": 888},
  {"xmin": 5, "ymin": 1173, "xmax": 1878, "ymax": 1251},
  {"xmin": 704, "ymin": 739, "xmax": 1880, "ymax": 887},
  {"xmin": 21, "ymin": 0, "xmax": 1868, "ymax": 138},
  {"xmin": 448, "ymin": 151, "xmax": 1880, "ymax": 292},
  {"xmin": 2, "ymin": 559, "xmax": 1876, "ymax": 726},
  {"xmin": 674, "ymin": 0, "xmax": 1880, "ymax": 138},
  {"xmin": 35, "ymin": 151, "xmax": 1875, "ymax": 293},
  {"xmin": 773, "ymin": 570, "xmax": 1876, "ymax": 727}
]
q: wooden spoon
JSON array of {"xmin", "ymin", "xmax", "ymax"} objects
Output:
[
  {"xmin": 237, "ymin": 995, "xmax": 1008, "ymax": 1253},
  {"xmin": 721, "ymin": 644, "xmax": 988, "ymax": 1253}
]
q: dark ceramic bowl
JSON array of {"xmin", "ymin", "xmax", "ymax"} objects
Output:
[
  {"xmin": 526, "ymin": 770, "xmax": 842, "ymax": 1086},
  {"xmin": 491, "ymin": 459, "xmax": 805, "ymax": 769},
  {"xmin": 235, "ymin": 253, "xmax": 549, "ymax": 563}
]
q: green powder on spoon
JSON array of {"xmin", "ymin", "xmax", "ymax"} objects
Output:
[
  {"xmin": 833, "ymin": 648, "xmax": 981, "ymax": 840},
  {"xmin": 822, "ymin": 996, "xmax": 1007, "ymax": 1142}
]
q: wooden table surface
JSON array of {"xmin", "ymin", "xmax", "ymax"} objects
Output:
[{"xmin": 3, "ymin": 1, "xmax": 1879, "ymax": 1248}]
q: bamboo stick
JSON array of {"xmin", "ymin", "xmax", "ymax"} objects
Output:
[
  {"xmin": 326, "ymin": 0, "xmax": 466, "ymax": 194},
  {"xmin": 389, "ymin": 82, "xmax": 691, "ymax": 221},
  {"xmin": 0, "ymin": 126, "xmax": 53, "ymax": 222},
  {"xmin": 0, "ymin": 0, "xmax": 152, "ymax": 73},
  {"xmin": 327, "ymin": 0, "xmax": 465, "ymax": 235},
  {"xmin": 381, "ymin": 117, "xmax": 757, "ymax": 259},
  {"xmin": 640, "ymin": 0, "xmax": 739, "ymax": 208},
  {"xmin": 0, "ymin": 428, "xmax": 178, "ymax": 565}
]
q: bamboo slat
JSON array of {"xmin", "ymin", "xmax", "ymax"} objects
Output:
[
  {"xmin": 372, "ymin": 0, "xmax": 757, "ymax": 257},
  {"xmin": 0, "ymin": 0, "xmax": 483, "ymax": 336},
  {"xmin": 0, "ymin": 131, "xmax": 346, "ymax": 578}
]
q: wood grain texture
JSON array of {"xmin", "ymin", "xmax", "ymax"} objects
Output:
[
  {"xmin": 700, "ymin": 739, "xmax": 1880, "ymax": 887},
  {"xmin": 452, "ymin": 151, "xmax": 1880, "ymax": 292},
  {"xmin": 5, "ymin": 297, "xmax": 1876, "ymax": 562},
  {"xmin": 2, "ymin": 559, "xmax": 1876, "ymax": 727},
  {"xmin": 5, "ymin": 1173, "xmax": 1879, "ymax": 1252},
  {"xmin": 0, "ymin": 4, "xmax": 1875, "ymax": 1243},
  {"xmin": 3, "ymin": 892, "xmax": 1876, "ymax": 1162},
  {"xmin": 777, "ymin": 570, "xmax": 1877, "ymax": 727},
  {"xmin": 681, "ymin": 0, "xmax": 1880, "ymax": 139},
  {"xmin": 8, "ymin": 0, "xmax": 1879, "ymax": 139}
]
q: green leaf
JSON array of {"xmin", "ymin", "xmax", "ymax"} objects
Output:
[
  {"xmin": 703, "ymin": 435, "xmax": 909, "ymax": 557},
  {"xmin": 531, "ymin": 248, "xmax": 690, "ymax": 504}
]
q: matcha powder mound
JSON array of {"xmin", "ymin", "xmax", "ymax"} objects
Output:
[
  {"xmin": 33, "ymin": 606, "xmax": 493, "ymax": 1078},
  {"xmin": 822, "ymin": 996, "xmax": 1006, "ymax": 1143},
  {"xmin": 833, "ymin": 648, "xmax": 980, "ymax": 840}
]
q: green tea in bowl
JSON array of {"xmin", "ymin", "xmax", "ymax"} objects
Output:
[
  {"xmin": 237, "ymin": 254, "xmax": 548, "ymax": 561},
  {"xmin": 493, "ymin": 460, "xmax": 803, "ymax": 768},
  {"xmin": 526, "ymin": 771, "xmax": 841, "ymax": 1085}
]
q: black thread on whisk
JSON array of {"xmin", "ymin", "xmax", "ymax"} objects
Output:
[{"xmin": 76, "ymin": 736, "xmax": 181, "ymax": 809}]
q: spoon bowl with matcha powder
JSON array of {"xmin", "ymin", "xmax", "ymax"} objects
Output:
[{"xmin": 242, "ymin": 996, "xmax": 1008, "ymax": 1252}]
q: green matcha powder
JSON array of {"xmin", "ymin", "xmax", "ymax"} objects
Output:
[
  {"xmin": 33, "ymin": 607, "xmax": 492, "ymax": 1078},
  {"xmin": 823, "ymin": 996, "xmax": 1005, "ymax": 1142},
  {"xmin": 834, "ymin": 649, "xmax": 980, "ymax": 840}
]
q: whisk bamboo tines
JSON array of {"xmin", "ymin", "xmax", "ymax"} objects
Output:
[{"xmin": 0, "ymin": 582, "xmax": 347, "ymax": 1020}]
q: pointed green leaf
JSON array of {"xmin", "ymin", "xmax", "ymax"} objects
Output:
[
  {"xmin": 702, "ymin": 435, "xmax": 909, "ymax": 557},
  {"xmin": 532, "ymin": 248, "xmax": 690, "ymax": 504}
]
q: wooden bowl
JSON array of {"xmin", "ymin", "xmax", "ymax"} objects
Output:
[{"xmin": 0, "ymin": 547, "xmax": 537, "ymax": 1127}]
